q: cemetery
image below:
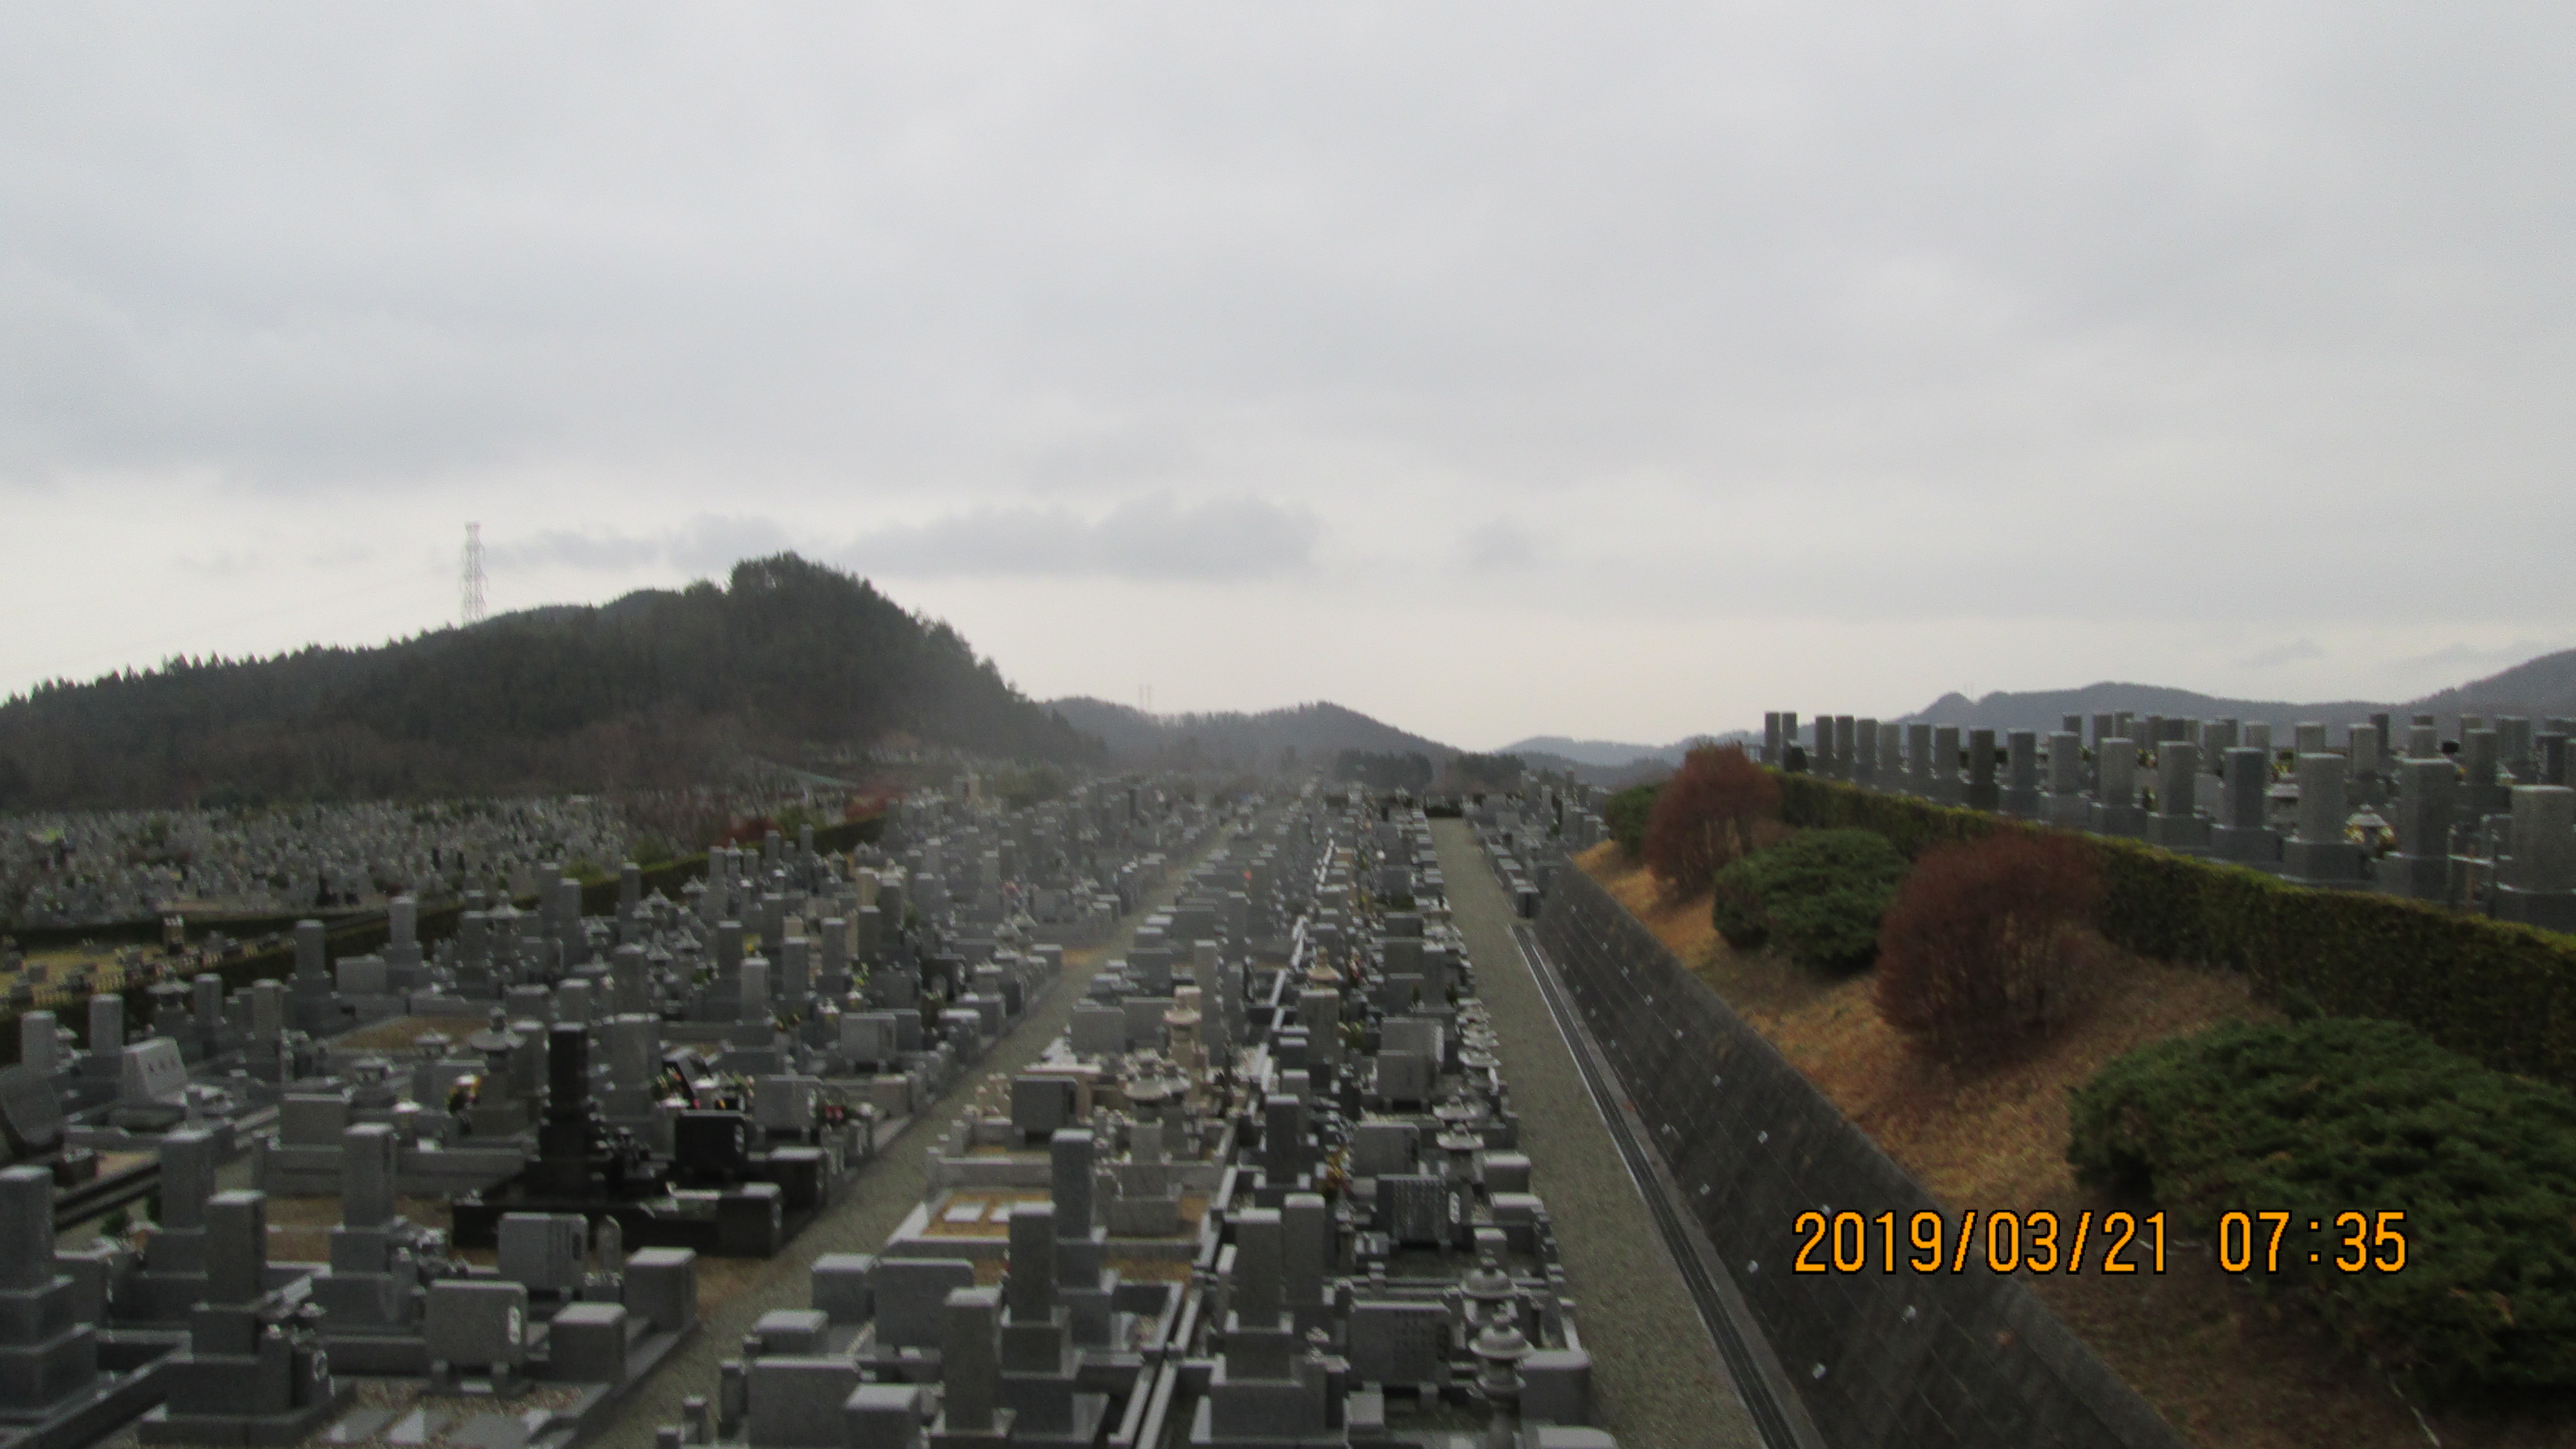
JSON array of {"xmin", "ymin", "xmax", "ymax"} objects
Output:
[
  {"xmin": 3, "ymin": 708, "xmax": 2553, "ymax": 1449},
  {"xmin": 21, "ymin": 665, "xmax": 2554, "ymax": 1449},
  {"xmin": 646, "ymin": 790, "xmax": 1623, "ymax": 1449},
  {"xmin": 2, "ymin": 797, "xmax": 637, "ymax": 932},
  {"xmin": 0, "ymin": 769, "xmax": 1353, "ymax": 1449}
]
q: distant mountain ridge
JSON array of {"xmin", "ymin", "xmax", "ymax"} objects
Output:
[
  {"xmin": 2404, "ymin": 648, "xmax": 2576, "ymax": 723},
  {"xmin": 1496, "ymin": 736, "xmax": 1680, "ymax": 769},
  {"xmin": 1495, "ymin": 732, "xmax": 1755, "ymax": 770},
  {"xmin": 1044, "ymin": 698, "xmax": 1453, "ymax": 774},
  {"xmin": 1896, "ymin": 646, "xmax": 2576, "ymax": 735},
  {"xmin": 0, "ymin": 553, "xmax": 1100, "ymax": 811}
]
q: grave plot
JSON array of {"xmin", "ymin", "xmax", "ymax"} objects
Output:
[{"xmin": 651, "ymin": 793, "xmax": 1626, "ymax": 1449}]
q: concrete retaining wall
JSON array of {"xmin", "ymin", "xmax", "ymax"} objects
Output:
[{"xmin": 1535, "ymin": 870, "xmax": 2185, "ymax": 1449}]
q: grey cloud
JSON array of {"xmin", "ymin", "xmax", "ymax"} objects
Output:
[
  {"xmin": 842, "ymin": 496, "xmax": 1320, "ymax": 581},
  {"xmin": 1456, "ymin": 519, "xmax": 1538, "ymax": 574},
  {"xmin": 668, "ymin": 516, "xmax": 797, "ymax": 574},
  {"xmin": 2234, "ymin": 640, "xmax": 2327, "ymax": 669},
  {"xmin": 487, "ymin": 530, "xmax": 666, "ymax": 573},
  {"xmin": 487, "ymin": 515, "xmax": 793, "ymax": 574},
  {"xmin": 7, "ymin": 7, "xmax": 2576, "ymax": 731}
]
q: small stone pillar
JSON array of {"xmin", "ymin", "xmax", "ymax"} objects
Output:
[
  {"xmin": 2044, "ymin": 732, "xmax": 2088, "ymax": 829},
  {"xmin": 1964, "ymin": 728, "xmax": 2000, "ymax": 812},
  {"xmin": 87, "ymin": 994, "xmax": 124, "ymax": 1059},
  {"xmin": 2089, "ymin": 740, "xmax": 2144, "ymax": 837},
  {"xmin": 0, "ymin": 1165, "xmax": 96, "ymax": 1410},
  {"xmin": 386, "ymin": 896, "xmax": 423, "ymax": 972},
  {"xmin": 2002, "ymin": 731, "xmax": 2040, "ymax": 818},
  {"xmin": 2148, "ymin": 741, "xmax": 2209, "ymax": 853},
  {"xmin": 2494, "ymin": 787, "xmax": 2576, "ymax": 931},
  {"xmin": 2464, "ymin": 730, "xmax": 2511, "ymax": 813},
  {"xmin": 933, "ymin": 1287, "xmax": 1012, "ymax": 1446},
  {"xmin": 20, "ymin": 1013, "xmax": 59, "ymax": 1076},
  {"xmin": 2375, "ymin": 757, "xmax": 2455, "ymax": 900},
  {"xmin": 1930, "ymin": 726, "xmax": 1963, "ymax": 805},
  {"xmin": 2407, "ymin": 717, "xmax": 2440, "ymax": 759},
  {"xmin": 2540, "ymin": 732, "xmax": 2573, "ymax": 788},
  {"xmin": 2282, "ymin": 754, "xmax": 2365, "ymax": 887}
]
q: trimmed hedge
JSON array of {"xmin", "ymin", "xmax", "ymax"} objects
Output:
[
  {"xmin": 1775, "ymin": 770, "xmax": 2576, "ymax": 1088},
  {"xmin": 1711, "ymin": 828, "xmax": 1910, "ymax": 973},
  {"xmin": 2068, "ymin": 1018, "xmax": 2576, "ymax": 1393},
  {"xmin": 1774, "ymin": 773, "xmax": 1997, "ymax": 857}
]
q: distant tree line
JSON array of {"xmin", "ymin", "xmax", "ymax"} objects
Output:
[
  {"xmin": 0, "ymin": 553, "xmax": 1104, "ymax": 812},
  {"xmin": 1333, "ymin": 749, "xmax": 1435, "ymax": 793},
  {"xmin": 1445, "ymin": 752, "xmax": 1524, "ymax": 792}
]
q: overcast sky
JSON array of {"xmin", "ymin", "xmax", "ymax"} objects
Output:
[{"xmin": 4, "ymin": 5, "xmax": 2572, "ymax": 750}]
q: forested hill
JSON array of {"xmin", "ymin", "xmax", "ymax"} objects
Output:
[
  {"xmin": 0, "ymin": 554, "xmax": 1102, "ymax": 811},
  {"xmin": 1045, "ymin": 698, "xmax": 1455, "ymax": 774}
]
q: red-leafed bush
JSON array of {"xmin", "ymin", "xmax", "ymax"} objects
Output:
[
  {"xmin": 1642, "ymin": 744, "xmax": 1781, "ymax": 898},
  {"xmin": 1873, "ymin": 830, "xmax": 2106, "ymax": 1063}
]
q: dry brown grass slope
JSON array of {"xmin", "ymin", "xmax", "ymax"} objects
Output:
[{"xmin": 1577, "ymin": 841, "xmax": 2576, "ymax": 1449}]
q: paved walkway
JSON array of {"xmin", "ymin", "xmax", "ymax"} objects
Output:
[
  {"xmin": 590, "ymin": 836, "xmax": 1224, "ymax": 1449},
  {"xmin": 1431, "ymin": 820, "xmax": 1759, "ymax": 1449}
]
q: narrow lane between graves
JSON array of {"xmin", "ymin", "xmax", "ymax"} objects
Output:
[
  {"xmin": 585, "ymin": 829, "xmax": 1234, "ymax": 1449},
  {"xmin": 1431, "ymin": 819, "xmax": 1760, "ymax": 1449}
]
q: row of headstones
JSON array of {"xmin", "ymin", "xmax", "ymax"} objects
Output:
[
  {"xmin": 2, "ymin": 794, "xmax": 635, "ymax": 926},
  {"xmin": 1758, "ymin": 711, "xmax": 2576, "ymax": 908},
  {"xmin": 1771, "ymin": 711, "xmax": 2574, "ymax": 792},
  {"xmin": 36, "ymin": 780, "xmax": 1210, "ymax": 1104}
]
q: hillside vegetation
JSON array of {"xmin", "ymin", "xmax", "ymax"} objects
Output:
[
  {"xmin": 0, "ymin": 553, "xmax": 1101, "ymax": 811},
  {"xmin": 1045, "ymin": 697, "xmax": 1454, "ymax": 775},
  {"xmin": 1582, "ymin": 825, "xmax": 2576, "ymax": 1447}
]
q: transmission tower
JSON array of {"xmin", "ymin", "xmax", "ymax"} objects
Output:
[{"xmin": 460, "ymin": 522, "xmax": 488, "ymax": 626}]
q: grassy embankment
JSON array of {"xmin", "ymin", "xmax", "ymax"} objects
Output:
[{"xmin": 1578, "ymin": 840, "xmax": 2576, "ymax": 1449}]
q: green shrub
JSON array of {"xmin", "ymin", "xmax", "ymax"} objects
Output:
[
  {"xmin": 2068, "ymin": 1018, "xmax": 2576, "ymax": 1394},
  {"xmin": 1769, "ymin": 885, "xmax": 1898, "ymax": 973},
  {"xmin": 1603, "ymin": 783, "xmax": 1660, "ymax": 859},
  {"xmin": 1711, "ymin": 873, "xmax": 1769, "ymax": 949},
  {"xmin": 1710, "ymin": 829, "xmax": 1909, "ymax": 972}
]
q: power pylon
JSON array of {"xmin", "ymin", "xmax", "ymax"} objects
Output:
[{"xmin": 461, "ymin": 523, "xmax": 488, "ymax": 626}]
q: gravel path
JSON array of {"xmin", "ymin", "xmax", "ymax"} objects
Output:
[
  {"xmin": 588, "ymin": 839, "xmax": 1223, "ymax": 1449},
  {"xmin": 1431, "ymin": 820, "xmax": 1759, "ymax": 1449}
]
